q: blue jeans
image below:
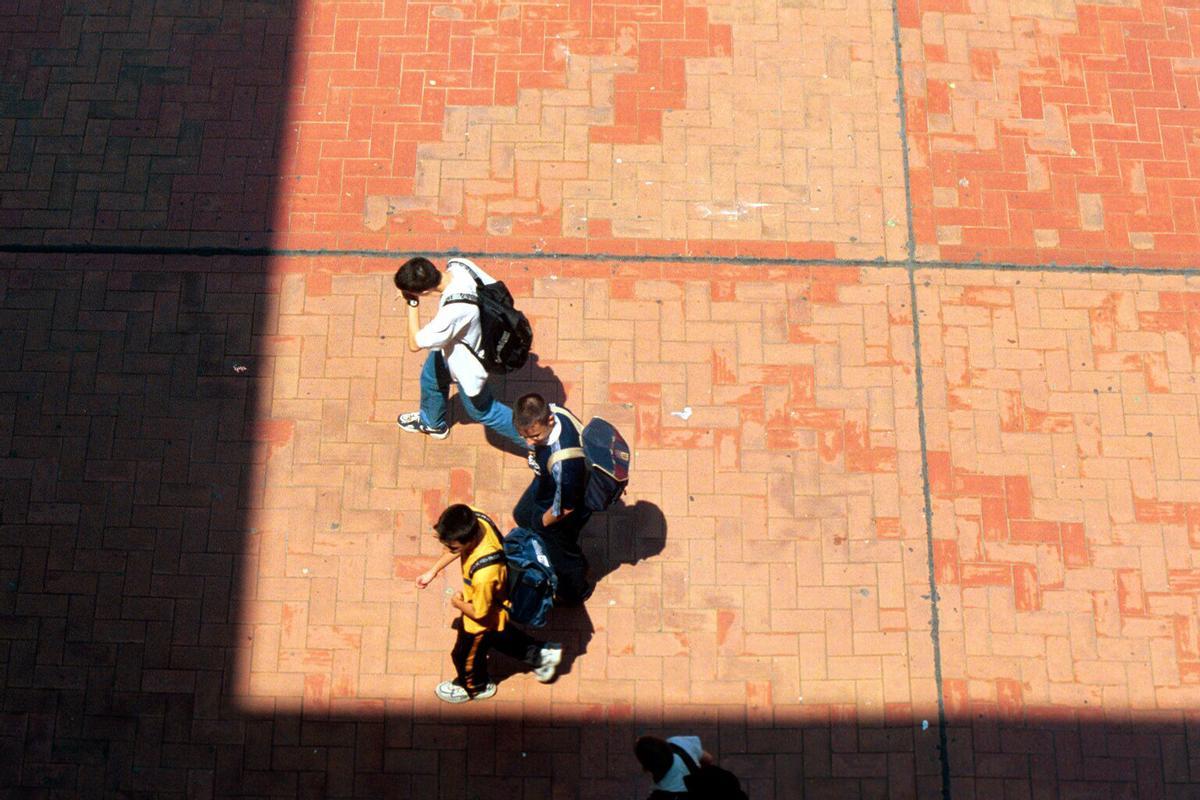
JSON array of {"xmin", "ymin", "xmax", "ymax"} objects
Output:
[{"xmin": 418, "ymin": 351, "xmax": 523, "ymax": 448}]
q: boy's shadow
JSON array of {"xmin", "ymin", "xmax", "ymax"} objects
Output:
[
  {"xmin": 586, "ymin": 499, "xmax": 666, "ymax": 585},
  {"xmin": 490, "ymin": 602, "xmax": 595, "ymax": 685},
  {"xmin": 474, "ymin": 351, "xmax": 565, "ymax": 456},
  {"xmin": 492, "ymin": 500, "xmax": 666, "ymax": 685}
]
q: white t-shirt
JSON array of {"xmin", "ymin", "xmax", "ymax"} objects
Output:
[
  {"xmin": 413, "ymin": 258, "xmax": 496, "ymax": 397},
  {"xmin": 651, "ymin": 736, "xmax": 704, "ymax": 792}
]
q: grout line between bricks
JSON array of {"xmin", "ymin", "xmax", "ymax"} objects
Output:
[
  {"xmin": 889, "ymin": 0, "xmax": 953, "ymax": 793},
  {"xmin": 891, "ymin": 11, "xmax": 955, "ymax": 800},
  {"xmin": 889, "ymin": 0, "xmax": 917, "ymax": 264},
  {"xmin": 3, "ymin": 242, "xmax": 1200, "ymax": 278},
  {"xmin": 907, "ymin": 266, "xmax": 952, "ymax": 800}
]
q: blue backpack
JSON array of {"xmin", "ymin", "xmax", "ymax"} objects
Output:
[
  {"xmin": 469, "ymin": 515, "xmax": 558, "ymax": 628},
  {"xmin": 547, "ymin": 407, "xmax": 631, "ymax": 511}
]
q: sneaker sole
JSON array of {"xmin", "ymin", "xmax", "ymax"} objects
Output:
[
  {"xmin": 435, "ymin": 681, "xmax": 496, "ymax": 703},
  {"xmin": 534, "ymin": 648, "xmax": 562, "ymax": 683},
  {"xmin": 397, "ymin": 419, "xmax": 449, "ymax": 440},
  {"xmin": 435, "ymin": 690, "xmax": 470, "ymax": 704}
]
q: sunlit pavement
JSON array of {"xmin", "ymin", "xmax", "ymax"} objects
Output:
[{"xmin": 3, "ymin": 0, "xmax": 1200, "ymax": 796}]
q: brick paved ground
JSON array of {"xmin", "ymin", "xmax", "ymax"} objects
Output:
[
  {"xmin": 275, "ymin": 0, "xmax": 909, "ymax": 260},
  {"xmin": 3, "ymin": 0, "xmax": 1200, "ymax": 799},
  {"xmin": 901, "ymin": 0, "xmax": 1200, "ymax": 266}
]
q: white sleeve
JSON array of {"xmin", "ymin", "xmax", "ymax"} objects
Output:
[{"xmin": 415, "ymin": 304, "xmax": 471, "ymax": 350}]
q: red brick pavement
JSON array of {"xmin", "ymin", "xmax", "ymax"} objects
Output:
[
  {"xmin": 4, "ymin": 253, "xmax": 1200, "ymax": 798},
  {"xmin": 0, "ymin": 0, "xmax": 908, "ymax": 259},
  {"xmin": 0, "ymin": 253, "xmax": 947, "ymax": 799},
  {"xmin": 6, "ymin": 0, "xmax": 1199, "ymax": 268},
  {"xmin": 916, "ymin": 268, "xmax": 1200, "ymax": 796},
  {"xmin": 241, "ymin": 259, "xmax": 927, "ymax": 759},
  {"xmin": 902, "ymin": 0, "xmax": 1200, "ymax": 266},
  {"xmin": 4, "ymin": 0, "xmax": 1200, "ymax": 797}
]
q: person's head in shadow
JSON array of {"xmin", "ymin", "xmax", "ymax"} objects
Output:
[
  {"xmin": 481, "ymin": 352, "xmax": 565, "ymax": 455},
  {"xmin": 586, "ymin": 499, "xmax": 666, "ymax": 585}
]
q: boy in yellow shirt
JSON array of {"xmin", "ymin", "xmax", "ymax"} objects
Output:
[{"xmin": 417, "ymin": 504, "xmax": 562, "ymax": 702}]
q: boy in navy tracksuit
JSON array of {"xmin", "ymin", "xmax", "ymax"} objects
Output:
[{"xmin": 512, "ymin": 393, "xmax": 594, "ymax": 605}]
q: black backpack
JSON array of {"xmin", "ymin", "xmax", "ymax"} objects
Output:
[
  {"xmin": 443, "ymin": 258, "xmax": 532, "ymax": 374},
  {"xmin": 546, "ymin": 406, "xmax": 631, "ymax": 511},
  {"xmin": 668, "ymin": 744, "xmax": 748, "ymax": 800}
]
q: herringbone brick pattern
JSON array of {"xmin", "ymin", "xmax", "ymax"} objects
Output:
[
  {"xmin": 241, "ymin": 259, "xmax": 933, "ymax": 795},
  {"xmin": 0, "ymin": 0, "xmax": 291, "ymax": 248},
  {"xmin": 901, "ymin": 0, "xmax": 1200, "ymax": 266},
  {"xmin": 0, "ymin": 253, "xmax": 269, "ymax": 796},
  {"xmin": 278, "ymin": 0, "xmax": 908, "ymax": 259},
  {"xmin": 916, "ymin": 269, "xmax": 1200, "ymax": 795},
  {"xmin": 6, "ymin": 255, "xmax": 1200, "ymax": 795},
  {"xmin": 5, "ymin": 0, "xmax": 1200, "ymax": 796}
]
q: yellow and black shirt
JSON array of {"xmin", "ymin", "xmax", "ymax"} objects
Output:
[{"xmin": 459, "ymin": 512, "xmax": 507, "ymax": 634}]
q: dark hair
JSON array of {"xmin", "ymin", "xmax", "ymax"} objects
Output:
[
  {"xmin": 394, "ymin": 257, "xmax": 440, "ymax": 293},
  {"xmin": 514, "ymin": 393, "xmax": 551, "ymax": 431},
  {"xmin": 434, "ymin": 504, "xmax": 481, "ymax": 547},
  {"xmin": 634, "ymin": 736, "xmax": 673, "ymax": 782}
]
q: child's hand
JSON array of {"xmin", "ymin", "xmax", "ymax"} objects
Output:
[{"xmin": 415, "ymin": 570, "xmax": 436, "ymax": 589}]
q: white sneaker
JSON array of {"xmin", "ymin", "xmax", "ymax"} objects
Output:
[
  {"xmin": 435, "ymin": 680, "xmax": 496, "ymax": 703},
  {"xmin": 533, "ymin": 643, "xmax": 562, "ymax": 683},
  {"xmin": 397, "ymin": 411, "xmax": 449, "ymax": 439}
]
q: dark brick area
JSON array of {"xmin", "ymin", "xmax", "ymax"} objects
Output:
[
  {"xmin": 0, "ymin": 253, "xmax": 264, "ymax": 797},
  {"xmin": 0, "ymin": 0, "xmax": 290, "ymax": 248}
]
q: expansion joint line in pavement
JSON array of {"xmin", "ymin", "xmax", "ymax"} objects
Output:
[
  {"xmin": 889, "ymin": 0, "xmax": 952, "ymax": 794},
  {"xmin": 2, "ymin": 242, "xmax": 1199, "ymax": 278},
  {"xmin": 905, "ymin": 264, "xmax": 952, "ymax": 800}
]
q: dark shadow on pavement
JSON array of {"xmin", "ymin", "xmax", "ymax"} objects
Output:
[
  {"xmin": 479, "ymin": 351, "xmax": 566, "ymax": 457},
  {"xmin": 489, "ymin": 604, "xmax": 594, "ymax": 687},
  {"xmin": 587, "ymin": 499, "xmax": 667, "ymax": 586},
  {"xmin": 0, "ymin": 1, "xmax": 290, "ymax": 249}
]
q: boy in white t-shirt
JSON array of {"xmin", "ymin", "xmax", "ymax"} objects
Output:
[
  {"xmin": 394, "ymin": 256, "xmax": 525, "ymax": 448},
  {"xmin": 634, "ymin": 734, "xmax": 713, "ymax": 796}
]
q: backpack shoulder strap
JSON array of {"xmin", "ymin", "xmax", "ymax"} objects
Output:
[
  {"xmin": 466, "ymin": 550, "xmax": 505, "ymax": 581},
  {"xmin": 436, "ymin": 298, "xmax": 489, "ymax": 368},
  {"xmin": 465, "ymin": 512, "xmax": 505, "ymax": 581},
  {"xmin": 546, "ymin": 407, "xmax": 586, "ymax": 470},
  {"xmin": 668, "ymin": 743, "xmax": 700, "ymax": 775},
  {"xmin": 550, "ymin": 404, "xmax": 584, "ymax": 433},
  {"xmin": 447, "ymin": 258, "xmax": 485, "ymax": 287},
  {"xmin": 444, "ymin": 254, "xmax": 486, "ymax": 304},
  {"xmin": 547, "ymin": 445, "xmax": 585, "ymax": 470},
  {"xmin": 473, "ymin": 510, "xmax": 500, "ymax": 537}
]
